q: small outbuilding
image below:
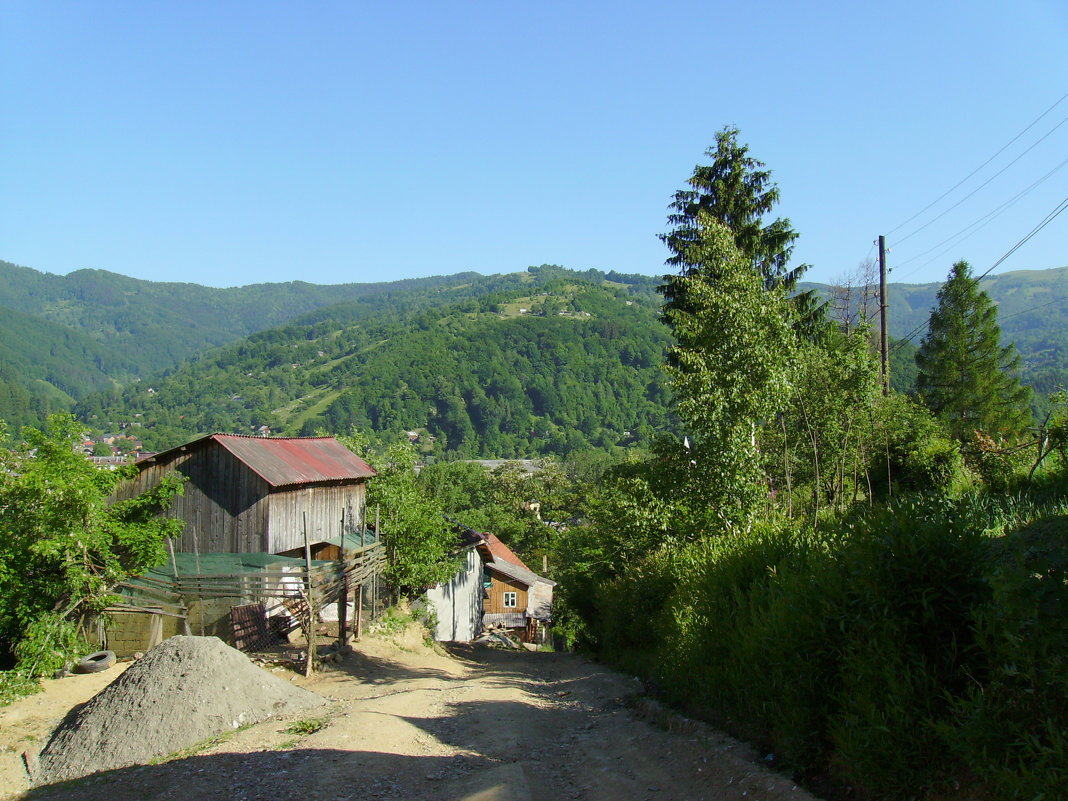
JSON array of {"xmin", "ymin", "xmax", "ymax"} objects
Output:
[{"xmin": 113, "ymin": 433, "xmax": 376, "ymax": 557}]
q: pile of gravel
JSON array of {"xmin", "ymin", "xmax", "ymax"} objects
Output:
[{"xmin": 34, "ymin": 635, "xmax": 325, "ymax": 785}]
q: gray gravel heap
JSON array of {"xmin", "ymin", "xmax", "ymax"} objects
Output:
[{"xmin": 34, "ymin": 635, "xmax": 325, "ymax": 786}]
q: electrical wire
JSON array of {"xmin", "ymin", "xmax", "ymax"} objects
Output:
[
  {"xmin": 892, "ymin": 155, "xmax": 1068, "ymax": 279},
  {"xmin": 889, "ymin": 193, "xmax": 1068, "ymax": 350},
  {"xmin": 887, "ymin": 89, "xmax": 1068, "ymax": 237},
  {"xmin": 892, "ymin": 110, "xmax": 1068, "ymax": 248},
  {"xmin": 997, "ymin": 295, "xmax": 1068, "ymax": 323}
]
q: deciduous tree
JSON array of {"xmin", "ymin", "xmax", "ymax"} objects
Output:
[
  {"xmin": 0, "ymin": 415, "xmax": 184, "ymax": 692},
  {"xmin": 661, "ymin": 215, "xmax": 794, "ymax": 533}
]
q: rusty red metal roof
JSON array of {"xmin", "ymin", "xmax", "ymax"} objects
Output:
[
  {"xmin": 483, "ymin": 532, "xmax": 528, "ymax": 569},
  {"xmin": 142, "ymin": 433, "xmax": 375, "ymax": 488},
  {"xmin": 210, "ymin": 434, "xmax": 375, "ymax": 487}
]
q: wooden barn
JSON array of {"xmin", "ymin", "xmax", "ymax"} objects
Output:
[{"xmin": 114, "ymin": 433, "xmax": 376, "ymax": 557}]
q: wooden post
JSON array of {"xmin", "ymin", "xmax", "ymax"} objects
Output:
[
  {"xmin": 338, "ymin": 573, "xmax": 349, "ymax": 647},
  {"xmin": 879, "ymin": 234, "xmax": 890, "ymax": 395},
  {"xmin": 356, "ymin": 582, "xmax": 363, "ymax": 641},
  {"xmin": 191, "ymin": 528, "xmax": 205, "ymax": 636},
  {"xmin": 167, "ymin": 538, "xmax": 193, "ymax": 636},
  {"xmin": 337, "ymin": 509, "xmax": 347, "ymax": 647},
  {"xmin": 303, "ymin": 512, "xmax": 317, "ymax": 677}
]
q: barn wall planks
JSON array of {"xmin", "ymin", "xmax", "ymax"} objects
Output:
[
  {"xmin": 267, "ymin": 483, "xmax": 366, "ymax": 554},
  {"xmin": 114, "ymin": 440, "xmax": 368, "ymax": 555}
]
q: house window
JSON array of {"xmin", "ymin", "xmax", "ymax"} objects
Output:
[{"xmin": 503, "ymin": 591, "xmax": 517, "ymax": 608}]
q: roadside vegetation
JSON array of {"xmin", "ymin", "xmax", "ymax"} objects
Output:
[
  {"xmin": 549, "ymin": 128, "xmax": 1068, "ymax": 800},
  {"xmin": 0, "ymin": 415, "xmax": 184, "ymax": 703}
]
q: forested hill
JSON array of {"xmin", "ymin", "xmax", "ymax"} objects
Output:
[
  {"xmin": 0, "ymin": 301, "xmax": 149, "ymax": 430},
  {"xmin": 802, "ymin": 264, "xmax": 1068, "ymax": 406},
  {"xmin": 0, "ymin": 260, "xmax": 488, "ymax": 377},
  {"xmin": 74, "ymin": 270, "xmax": 674, "ymax": 455},
  {"xmin": 6, "ymin": 258, "xmax": 1068, "ymax": 448}
]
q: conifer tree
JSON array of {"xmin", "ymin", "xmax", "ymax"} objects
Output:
[
  {"xmin": 915, "ymin": 260, "xmax": 1032, "ymax": 440},
  {"xmin": 659, "ymin": 126, "xmax": 822, "ymax": 330}
]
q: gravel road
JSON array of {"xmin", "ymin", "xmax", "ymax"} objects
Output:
[{"xmin": 17, "ymin": 627, "xmax": 822, "ymax": 801}]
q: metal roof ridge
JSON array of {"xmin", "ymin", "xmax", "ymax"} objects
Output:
[{"xmin": 209, "ymin": 432, "xmax": 337, "ymax": 441}]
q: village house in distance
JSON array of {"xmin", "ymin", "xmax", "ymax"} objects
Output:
[{"xmin": 427, "ymin": 524, "xmax": 555, "ymax": 645}]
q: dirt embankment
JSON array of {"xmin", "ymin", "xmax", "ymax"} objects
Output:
[{"xmin": 4, "ymin": 626, "xmax": 823, "ymax": 801}]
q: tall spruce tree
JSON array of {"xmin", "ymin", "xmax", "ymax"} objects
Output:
[
  {"xmin": 659, "ymin": 126, "xmax": 822, "ymax": 329},
  {"xmin": 916, "ymin": 260, "xmax": 1032, "ymax": 440}
]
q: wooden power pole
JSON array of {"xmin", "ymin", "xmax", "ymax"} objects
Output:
[{"xmin": 878, "ymin": 235, "xmax": 890, "ymax": 395}]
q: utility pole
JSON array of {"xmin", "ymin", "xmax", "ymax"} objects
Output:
[{"xmin": 878, "ymin": 235, "xmax": 890, "ymax": 395}]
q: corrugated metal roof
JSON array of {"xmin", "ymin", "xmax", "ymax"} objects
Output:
[
  {"xmin": 142, "ymin": 433, "xmax": 375, "ymax": 488},
  {"xmin": 211, "ymin": 434, "xmax": 376, "ymax": 487},
  {"xmin": 482, "ymin": 532, "xmax": 556, "ymax": 588}
]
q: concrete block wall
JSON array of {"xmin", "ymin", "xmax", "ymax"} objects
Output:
[{"xmin": 102, "ymin": 610, "xmax": 182, "ymax": 657}]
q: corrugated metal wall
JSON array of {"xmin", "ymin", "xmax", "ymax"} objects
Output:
[{"xmin": 426, "ymin": 548, "xmax": 484, "ymax": 641}]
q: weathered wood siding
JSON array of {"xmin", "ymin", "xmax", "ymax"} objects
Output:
[
  {"xmin": 114, "ymin": 442, "xmax": 368, "ymax": 555},
  {"xmin": 113, "ymin": 446, "xmax": 271, "ymax": 553},
  {"xmin": 266, "ymin": 482, "xmax": 367, "ymax": 554},
  {"xmin": 484, "ymin": 573, "xmax": 528, "ymax": 615}
]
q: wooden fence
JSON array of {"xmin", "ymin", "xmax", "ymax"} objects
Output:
[{"xmin": 107, "ymin": 541, "xmax": 387, "ymax": 670}]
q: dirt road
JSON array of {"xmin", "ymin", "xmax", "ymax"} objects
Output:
[{"xmin": 8, "ymin": 628, "xmax": 821, "ymax": 801}]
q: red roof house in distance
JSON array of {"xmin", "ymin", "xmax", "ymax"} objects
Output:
[
  {"xmin": 478, "ymin": 532, "xmax": 555, "ymax": 642},
  {"xmin": 114, "ymin": 434, "xmax": 375, "ymax": 557}
]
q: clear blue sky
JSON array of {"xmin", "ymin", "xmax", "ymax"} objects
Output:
[{"xmin": 2, "ymin": 1, "xmax": 1066, "ymax": 288}]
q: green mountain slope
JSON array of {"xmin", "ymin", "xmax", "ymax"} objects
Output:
[
  {"xmin": 9, "ymin": 258, "xmax": 1068, "ymax": 445},
  {"xmin": 74, "ymin": 271, "xmax": 673, "ymax": 455},
  {"xmin": 0, "ymin": 260, "xmax": 487, "ymax": 377},
  {"xmin": 802, "ymin": 264, "xmax": 1068, "ymax": 411},
  {"xmin": 0, "ymin": 305, "xmax": 144, "ymax": 430}
]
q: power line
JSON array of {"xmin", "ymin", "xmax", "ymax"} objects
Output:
[
  {"xmin": 892, "ymin": 109, "xmax": 1068, "ymax": 248},
  {"xmin": 890, "ymin": 192, "xmax": 1068, "ymax": 350},
  {"xmin": 887, "ymin": 89, "xmax": 1068, "ymax": 237},
  {"xmin": 892, "ymin": 155, "xmax": 1068, "ymax": 280},
  {"xmin": 998, "ymin": 294, "xmax": 1068, "ymax": 323},
  {"xmin": 975, "ymin": 194, "xmax": 1068, "ymax": 282}
]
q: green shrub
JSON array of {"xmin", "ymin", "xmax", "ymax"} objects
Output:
[
  {"xmin": 941, "ymin": 515, "xmax": 1068, "ymax": 799},
  {"xmin": 871, "ymin": 394, "xmax": 970, "ymax": 495},
  {"xmin": 576, "ymin": 484, "xmax": 1068, "ymax": 798}
]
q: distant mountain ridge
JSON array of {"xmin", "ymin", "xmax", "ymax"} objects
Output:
[
  {"xmin": 3, "ymin": 259, "xmax": 1068, "ymax": 447},
  {"xmin": 73, "ymin": 267, "xmax": 672, "ymax": 455},
  {"xmin": 0, "ymin": 260, "xmax": 483, "ymax": 374}
]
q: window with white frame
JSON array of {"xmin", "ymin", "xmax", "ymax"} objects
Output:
[{"xmin": 503, "ymin": 591, "xmax": 517, "ymax": 608}]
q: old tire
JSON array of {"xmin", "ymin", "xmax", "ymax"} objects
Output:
[{"xmin": 74, "ymin": 650, "xmax": 116, "ymax": 674}]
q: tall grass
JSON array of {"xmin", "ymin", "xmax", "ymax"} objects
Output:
[{"xmin": 585, "ymin": 491, "xmax": 1068, "ymax": 799}]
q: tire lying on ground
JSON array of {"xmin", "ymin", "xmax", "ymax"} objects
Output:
[
  {"xmin": 74, "ymin": 650, "xmax": 116, "ymax": 674},
  {"xmin": 33, "ymin": 635, "xmax": 326, "ymax": 786}
]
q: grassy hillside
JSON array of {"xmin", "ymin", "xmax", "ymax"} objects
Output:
[{"xmin": 74, "ymin": 270, "xmax": 673, "ymax": 455}]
